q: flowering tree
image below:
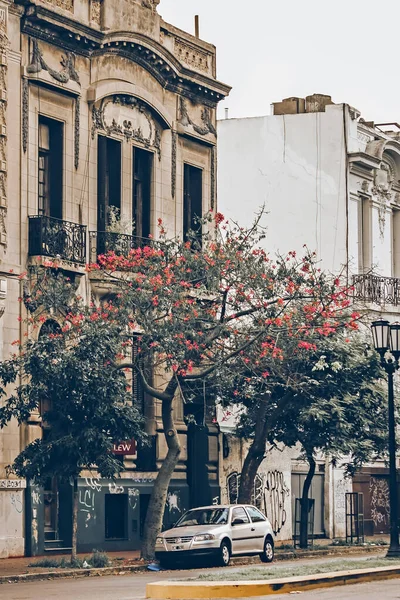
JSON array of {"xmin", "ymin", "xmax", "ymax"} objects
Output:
[
  {"xmin": 0, "ymin": 267, "xmax": 144, "ymax": 562},
  {"xmin": 218, "ymin": 330, "xmax": 387, "ymax": 548},
  {"xmin": 88, "ymin": 212, "xmax": 360, "ymax": 558}
]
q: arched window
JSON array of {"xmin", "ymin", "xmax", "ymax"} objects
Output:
[{"xmin": 38, "ymin": 319, "xmax": 62, "ymax": 339}]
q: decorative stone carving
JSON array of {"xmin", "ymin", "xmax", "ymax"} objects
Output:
[
  {"xmin": 74, "ymin": 95, "xmax": 80, "ymax": 170},
  {"xmin": 361, "ymin": 180, "xmax": 370, "ymax": 193},
  {"xmin": 171, "ymin": 130, "xmax": 177, "ymax": 199},
  {"xmin": 372, "ymin": 163, "xmax": 394, "ymax": 238},
  {"xmin": 40, "ymin": 0, "xmax": 74, "ymax": 12},
  {"xmin": 27, "ymin": 39, "xmax": 80, "ymax": 86},
  {"xmin": 90, "ymin": 0, "xmax": 101, "ymax": 26},
  {"xmin": 91, "ymin": 95, "xmax": 162, "ymax": 160},
  {"xmin": 0, "ymin": 3, "xmax": 8, "ymax": 254},
  {"xmin": 179, "ymin": 97, "xmax": 216, "ymax": 137},
  {"xmin": 210, "ymin": 146, "xmax": 215, "ymax": 210},
  {"xmin": 22, "ymin": 78, "xmax": 28, "ymax": 154},
  {"xmin": 175, "ymin": 38, "xmax": 209, "ymax": 73},
  {"xmin": 141, "ymin": 0, "xmax": 160, "ymax": 10}
]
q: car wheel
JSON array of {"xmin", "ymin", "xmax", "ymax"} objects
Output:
[
  {"xmin": 218, "ymin": 540, "xmax": 231, "ymax": 567},
  {"xmin": 260, "ymin": 537, "xmax": 274, "ymax": 563}
]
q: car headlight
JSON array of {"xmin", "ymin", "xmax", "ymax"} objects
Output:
[
  {"xmin": 193, "ymin": 534, "xmax": 216, "ymax": 542},
  {"xmin": 156, "ymin": 537, "xmax": 164, "ymax": 545}
]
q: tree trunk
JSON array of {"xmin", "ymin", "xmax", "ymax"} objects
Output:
[
  {"xmin": 238, "ymin": 398, "xmax": 268, "ymax": 504},
  {"xmin": 71, "ymin": 477, "xmax": 78, "ymax": 563},
  {"xmin": 299, "ymin": 453, "xmax": 316, "ymax": 549},
  {"xmin": 141, "ymin": 381, "xmax": 180, "ymax": 560}
]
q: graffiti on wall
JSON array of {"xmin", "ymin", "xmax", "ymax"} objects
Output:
[
  {"xmin": 79, "ymin": 488, "xmax": 97, "ymax": 529},
  {"xmin": 334, "ymin": 478, "xmax": 347, "ymax": 526},
  {"xmin": 128, "ymin": 488, "xmax": 140, "ymax": 510},
  {"xmin": 370, "ymin": 477, "xmax": 390, "ymax": 528},
  {"xmin": 265, "ymin": 471, "xmax": 289, "ymax": 535},
  {"xmin": 10, "ymin": 492, "xmax": 23, "ymax": 513},
  {"xmin": 226, "ymin": 470, "xmax": 289, "ymax": 535}
]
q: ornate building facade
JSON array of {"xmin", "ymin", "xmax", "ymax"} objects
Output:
[
  {"xmin": 0, "ymin": 0, "xmax": 229, "ymax": 557},
  {"xmin": 218, "ymin": 94, "xmax": 400, "ymax": 542}
]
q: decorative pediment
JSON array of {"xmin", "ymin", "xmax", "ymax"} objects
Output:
[{"xmin": 91, "ymin": 94, "xmax": 162, "ymax": 159}]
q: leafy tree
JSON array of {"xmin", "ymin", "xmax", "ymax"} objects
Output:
[
  {"xmin": 219, "ymin": 331, "xmax": 387, "ymax": 548},
  {"xmin": 0, "ymin": 268, "xmax": 144, "ymax": 562},
  {"xmin": 88, "ymin": 212, "xmax": 359, "ymax": 558}
]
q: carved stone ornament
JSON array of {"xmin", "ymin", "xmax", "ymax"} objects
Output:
[
  {"xmin": 91, "ymin": 95, "xmax": 162, "ymax": 160},
  {"xmin": 41, "ymin": 0, "xmax": 74, "ymax": 12},
  {"xmin": 372, "ymin": 163, "xmax": 394, "ymax": 238},
  {"xmin": 141, "ymin": 0, "xmax": 160, "ymax": 10},
  {"xmin": 174, "ymin": 38, "xmax": 210, "ymax": 74},
  {"xmin": 171, "ymin": 130, "xmax": 177, "ymax": 199},
  {"xmin": 27, "ymin": 39, "xmax": 80, "ymax": 86},
  {"xmin": 74, "ymin": 95, "xmax": 80, "ymax": 170},
  {"xmin": 90, "ymin": 0, "xmax": 101, "ymax": 26},
  {"xmin": 22, "ymin": 78, "xmax": 29, "ymax": 154},
  {"xmin": 179, "ymin": 97, "xmax": 216, "ymax": 137},
  {"xmin": 0, "ymin": 3, "xmax": 8, "ymax": 254},
  {"xmin": 210, "ymin": 146, "xmax": 216, "ymax": 210}
]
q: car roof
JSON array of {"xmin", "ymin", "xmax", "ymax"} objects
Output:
[{"xmin": 185, "ymin": 504, "xmax": 257, "ymax": 510}]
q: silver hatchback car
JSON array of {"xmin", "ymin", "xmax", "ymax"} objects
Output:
[{"xmin": 155, "ymin": 504, "xmax": 274, "ymax": 568}]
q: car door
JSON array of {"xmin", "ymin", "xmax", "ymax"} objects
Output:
[
  {"xmin": 230, "ymin": 506, "xmax": 254, "ymax": 554},
  {"xmin": 245, "ymin": 505, "xmax": 269, "ymax": 552}
]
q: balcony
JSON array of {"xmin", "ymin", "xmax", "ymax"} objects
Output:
[
  {"xmin": 352, "ymin": 274, "xmax": 400, "ymax": 306},
  {"xmin": 28, "ymin": 215, "xmax": 87, "ymax": 264},
  {"xmin": 89, "ymin": 231, "xmax": 154, "ymax": 263}
]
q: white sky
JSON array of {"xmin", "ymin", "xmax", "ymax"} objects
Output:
[{"xmin": 159, "ymin": 0, "xmax": 400, "ymax": 123}]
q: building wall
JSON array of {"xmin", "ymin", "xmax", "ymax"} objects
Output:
[
  {"xmin": 217, "ymin": 104, "xmax": 348, "ymax": 273},
  {"xmin": 0, "ymin": 0, "xmax": 229, "ymax": 557},
  {"xmin": 218, "ymin": 97, "xmax": 400, "ymax": 541}
]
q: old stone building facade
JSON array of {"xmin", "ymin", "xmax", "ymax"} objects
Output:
[
  {"xmin": 218, "ymin": 94, "xmax": 400, "ymax": 542},
  {"xmin": 0, "ymin": 0, "xmax": 229, "ymax": 557}
]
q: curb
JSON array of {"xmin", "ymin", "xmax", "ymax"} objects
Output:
[
  {"xmin": 0, "ymin": 564, "xmax": 146, "ymax": 585},
  {"xmin": 145, "ymin": 565, "xmax": 400, "ymax": 599},
  {"xmin": 0, "ymin": 545, "xmax": 386, "ymax": 585}
]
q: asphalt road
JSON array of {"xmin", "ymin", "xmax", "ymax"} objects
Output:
[
  {"xmin": 3, "ymin": 575, "xmax": 400, "ymax": 600},
  {"xmin": 1, "ymin": 556, "xmax": 399, "ymax": 600}
]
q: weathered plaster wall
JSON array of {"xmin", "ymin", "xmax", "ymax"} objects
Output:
[{"xmin": 217, "ymin": 104, "xmax": 348, "ymax": 273}]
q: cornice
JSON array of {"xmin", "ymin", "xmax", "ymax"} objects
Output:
[
  {"xmin": 348, "ymin": 151, "xmax": 381, "ymax": 171},
  {"xmin": 21, "ymin": 4, "xmax": 231, "ymax": 106}
]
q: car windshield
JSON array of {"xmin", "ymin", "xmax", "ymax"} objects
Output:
[{"xmin": 175, "ymin": 508, "xmax": 229, "ymax": 527}]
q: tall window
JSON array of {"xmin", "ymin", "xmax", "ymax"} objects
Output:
[
  {"xmin": 183, "ymin": 164, "xmax": 203, "ymax": 245},
  {"xmin": 133, "ymin": 147, "xmax": 152, "ymax": 239},
  {"xmin": 38, "ymin": 117, "xmax": 63, "ymax": 218},
  {"xmin": 97, "ymin": 136, "xmax": 121, "ymax": 231},
  {"xmin": 359, "ymin": 195, "xmax": 372, "ymax": 273}
]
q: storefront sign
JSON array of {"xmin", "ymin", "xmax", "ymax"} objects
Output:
[{"xmin": 113, "ymin": 439, "xmax": 137, "ymax": 456}]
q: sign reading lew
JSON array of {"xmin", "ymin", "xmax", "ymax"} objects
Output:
[{"xmin": 113, "ymin": 439, "xmax": 137, "ymax": 456}]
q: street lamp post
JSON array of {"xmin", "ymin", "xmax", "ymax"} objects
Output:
[{"xmin": 371, "ymin": 319, "xmax": 400, "ymax": 557}]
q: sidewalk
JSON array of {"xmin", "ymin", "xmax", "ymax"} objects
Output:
[{"xmin": 0, "ymin": 537, "xmax": 389, "ymax": 582}]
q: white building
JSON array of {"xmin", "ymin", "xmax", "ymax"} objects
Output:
[{"xmin": 217, "ymin": 93, "xmax": 400, "ymax": 541}]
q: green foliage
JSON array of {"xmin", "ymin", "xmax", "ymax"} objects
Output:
[
  {"xmin": 28, "ymin": 557, "xmax": 61, "ymax": 568},
  {"xmin": 28, "ymin": 551, "xmax": 111, "ymax": 569},
  {"xmin": 0, "ymin": 268, "xmax": 145, "ymax": 485},
  {"xmin": 89, "ymin": 549, "xmax": 111, "ymax": 568},
  {"xmin": 221, "ymin": 330, "xmax": 387, "ymax": 471}
]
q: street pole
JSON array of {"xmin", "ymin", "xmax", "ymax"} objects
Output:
[{"xmin": 387, "ymin": 364, "xmax": 400, "ymax": 557}]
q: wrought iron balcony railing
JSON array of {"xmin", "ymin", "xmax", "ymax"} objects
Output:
[
  {"xmin": 89, "ymin": 231, "xmax": 154, "ymax": 263},
  {"xmin": 352, "ymin": 274, "xmax": 400, "ymax": 306},
  {"xmin": 28, "ymin": 215, "xmax": 87, "ymax": 264}
]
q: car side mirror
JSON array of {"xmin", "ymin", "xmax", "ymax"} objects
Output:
[{"xmin": 232, "ymin": 517, "xmax": 245, "ymax": 526}]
